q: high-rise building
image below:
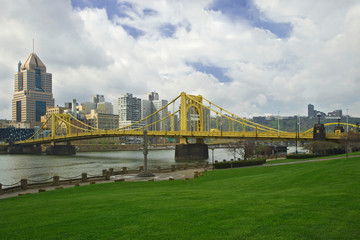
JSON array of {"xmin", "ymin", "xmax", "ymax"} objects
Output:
[
  {"xmin": 144, "ymin": 92, "xmax": 159, "ymax": 101},
  {"xmin": 142, "ymin": 92, "xmax": 168, "ymax": 131},
  {"xmin": 153, "ymin": 99, "xmax": 168, "ymax": 130},
  {"xmin": 12, "ymin": 52, "xmax": 54, "ymax": 127},
  {"xmin": 79, "ymin": 102, "xmax": 96, "ymax": 114},
  {"xmin": 114, "ymin": 93, "xmax": 142, "ymax": 128},
  {"xmin": 81, "ymin": 94, "xmax": 113, "ymax": 114},
  {"xmin": 97, "ymin": 102, "xmax": 113, "ymax": 114},
  {"xmin": 308, "ymin": 104, "xmax": 315, "ymax": 118},
  {"xmin": 90, "ymin": 94, "xmax": 105, "ymax": 104}
]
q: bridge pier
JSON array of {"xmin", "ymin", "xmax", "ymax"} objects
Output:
[
  {"xmin": 175, "ymin": 143, "xmax": 209, "ymax": 160},
  {"xmin": 7, "ymin": 145, "xmax": 42, "ymax": 154},
  {"xmin": 45, "ymin": 145, "xmax": 76, "ymax": 155}
]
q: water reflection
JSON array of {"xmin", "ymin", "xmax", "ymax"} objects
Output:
[{"xmin": 0, "ymin": 149, "xmax": 233, "ymax": 185}]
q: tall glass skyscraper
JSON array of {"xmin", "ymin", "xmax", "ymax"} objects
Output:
[{"xmin": 12, "ymin": 52, "xmax": 54, "ymax": 127}]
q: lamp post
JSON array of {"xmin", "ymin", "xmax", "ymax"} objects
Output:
[
  {"xmin": 138, "ymin": 129, "xmax": 154, "ymax": 177},
  {"xmin": 317, "ymin": 112, "xmax": 321, "ymax": 124}
]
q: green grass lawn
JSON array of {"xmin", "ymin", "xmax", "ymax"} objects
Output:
[{"xmin": 1, "ymin": 157, "xmax": 360, "ymax": 240}]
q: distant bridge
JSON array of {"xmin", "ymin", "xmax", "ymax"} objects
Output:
[{"xmin": 5, "ymin": 92, "xmax": 358, "ymax": 157}]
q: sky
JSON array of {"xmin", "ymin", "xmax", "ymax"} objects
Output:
[{"xmin": 0, "ymin": 0, "xmax": 359, "ymax": 120}]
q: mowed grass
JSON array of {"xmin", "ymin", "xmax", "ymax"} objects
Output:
[{"xmin": 1, "ymin": 157, "xmax": 360, "ymax": 240}]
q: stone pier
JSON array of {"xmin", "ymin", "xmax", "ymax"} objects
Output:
[
  {"xmin": 45, "ymin": 145, "xmax": 76, "ymax": 155},
  {"xmin": 175, "ymin": 143, "xmax": 209, "ymax": 160},
  {"xmin": 7, "ymin": 145, "xmax": 42, "ymax": 154}
]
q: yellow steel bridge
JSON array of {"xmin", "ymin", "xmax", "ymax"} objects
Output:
[{"xmin": 13, "ymin": 92, "xmax": 356, "ymax": 146}]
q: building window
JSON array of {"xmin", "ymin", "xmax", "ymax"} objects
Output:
[
  {"xmin": 16, "ymin": 101, "xmax": 21, "ymax": 122},
  {"xmin": 35, "ymin": 68, "xmax": 43, "ymax": 91},
  {"xmin": 36, "ymin": 101, "xmax": 46, "ymax": 121}
]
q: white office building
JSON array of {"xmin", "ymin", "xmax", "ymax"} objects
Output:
[{"xmin": 114, "ymin": 93, "xmax": 142, "ymax": 129}]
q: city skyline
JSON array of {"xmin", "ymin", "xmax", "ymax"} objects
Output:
[{"xmin": 1, "ymin": 0, "xmax": 359, "ymax": 120}]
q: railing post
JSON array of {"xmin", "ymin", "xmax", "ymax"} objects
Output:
[
  {"xmin": 102, "ymin": 169, "xmax": 107, "ymax": 176},
  {"xmin": 122, "ymin": 167, "xmax": 127, "ymax": 174},
  {"xmin": 109, "ymin": 168, "xmax": 114, "ymax": 176},
  {"xmin": 53, "ymin": 176, "xmax": 60, "ymax": 186},
  {"xmin": 157, "ymin": 166, "xmax": 161, "ymax": 173},
  {"xmin": 0, "ymin": 183, "xmax": 2, "ymax": 194},
  {"xmin": 105, "ymin": 171, "xmax": 110, "ymax": 180},
  {"xmin": 21, "ymin": 179, "xmax": 28, "ymax": 190},
  {"xmin": 81, "ymin": 173, "xmax": 87, "ymax": 182}
]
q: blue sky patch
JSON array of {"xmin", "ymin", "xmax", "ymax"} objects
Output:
[
  {"xmin": 209, "ymin": 0, "xmax": 292, "ymax": 38},
  {"xmin": 189, "ymin": 62, "xmax": 232, "ymax": 83},
  {"xmin": 159, "ymin": 24, "xmax": 177, "ymax": 38},
  {"xmin": 71, "ymin": 0, "xmax": 158, "ymax": 20},
  {"xmin": 121, "ymin": 25, "xmax": 145, "ymax": 39},
  {"xmin": 71, "ymin": 0, "xmax": 134, "ymax": 19},
  {"xmin": 143, "ymin": 8, "xmax": 158, "ymax": 16}
]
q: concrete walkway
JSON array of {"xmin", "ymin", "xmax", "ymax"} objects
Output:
[{"xmin": 264, "ymin": 154, "xmax": 360, "ymax": 167}]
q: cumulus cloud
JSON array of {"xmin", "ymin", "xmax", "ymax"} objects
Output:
[{"xmin": 0, "ymin": 0, "xmax": 359, "ymax": 120}]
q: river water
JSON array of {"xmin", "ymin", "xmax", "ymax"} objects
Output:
[{"xmin": 0, "ymin": 149, "xmax": 233, "ymax": 186}]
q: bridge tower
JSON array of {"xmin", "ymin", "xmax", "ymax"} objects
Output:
[
  {"xmin": 175, "ymin": 92, "xmax": 209, "ymax": 160},
  {"xmin": 313, "ymin": 113, "xmax": 325, "ymax": 141},
  {"xmin": 45, "ymin": 113, "xmax": 76, "ymax": 155}
]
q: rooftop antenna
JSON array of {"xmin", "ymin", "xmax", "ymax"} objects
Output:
[{"xmin": 32, "ymin": 38, "xmax": 34, "ymax": 53}]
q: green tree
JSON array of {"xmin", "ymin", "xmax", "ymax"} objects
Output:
[
  {"xmin": 227, "ymin": 141, "xmax": 256, "ymax": 160},
  {"xmin": 341, "ymin": 132, "xmax": 360, "ymax": 153},
  {"xmin": 303, "ymin": 141, "xmax": 342, "ymax": 155}
]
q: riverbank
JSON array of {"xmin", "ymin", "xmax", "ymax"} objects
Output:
[
  {"xmin": 2, "ymin": 153, "xmax": 358, "ymax": 199},
  {"xmin": 0, "ymin": 167, "xmax": 210, "ymax": 199},
  {"xmin": 0, "ymin": 149, "xmax": 213, "ymax": 186}
]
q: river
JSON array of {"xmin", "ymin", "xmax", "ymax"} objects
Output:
[{"xmin": 0, "ymin": 149, "xmax": 234, "ymax": 186}]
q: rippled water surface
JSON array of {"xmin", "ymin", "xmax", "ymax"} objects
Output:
[{"xmin": 0, "ymin": 149, "xmax": 233, "ymax": 185}]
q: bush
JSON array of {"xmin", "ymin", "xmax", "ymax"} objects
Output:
[
  {"xmin": 303, "ymin": 141, "xmax": 344, "ymax": 155},
  {"xmin": 286, "ymin": 154, "xmax": 329, "ymax": 159},
  {"xmin": 214, "ymin": 158, "xmax": 266, "ymax": 169}
]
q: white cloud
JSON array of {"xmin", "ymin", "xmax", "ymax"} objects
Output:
[{"xmin": 0, "ymin": 0, "xmax": 359, "ymax": 121}]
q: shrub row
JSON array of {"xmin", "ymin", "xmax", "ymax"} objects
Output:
[
  {"xmin": 214, "ymin": 158, "xmax": 266, "ymax": 169},
  {"xmin": 286, "ymin": 154, "xmax": 329, "ymax": 159}
]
